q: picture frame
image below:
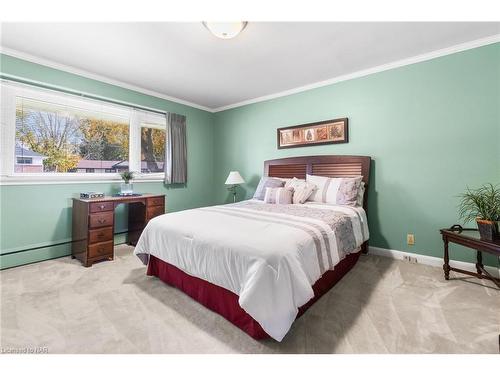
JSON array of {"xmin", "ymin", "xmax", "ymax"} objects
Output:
[{"xmin": 277, "ymin": 117, "xmax": 348, "ymax": 149}]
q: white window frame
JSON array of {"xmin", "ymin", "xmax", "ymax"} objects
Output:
[{"xmin": 0, "ymin": 82, "xmax": 167, "ymax": 185}]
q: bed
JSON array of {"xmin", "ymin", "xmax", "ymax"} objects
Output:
[{"xmin": 134, "ymin": 155, "xmax": 371, "ymax": 341}]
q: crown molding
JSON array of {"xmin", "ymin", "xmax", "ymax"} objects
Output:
[
  {"xmin": 213, "ymin": 33, "xmax": 500, "ymax": 112},
  {"xmin": 0, "ymin": 46, "xmax": 214, "ymax": 113},
  {"xmin": 2, "ymin": 33, "xmax": 499, "ymax": 114}
]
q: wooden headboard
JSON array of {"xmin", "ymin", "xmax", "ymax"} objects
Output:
[{"xmin": 264, "ymin": 155, "xmax": 371, "ymax": 208}]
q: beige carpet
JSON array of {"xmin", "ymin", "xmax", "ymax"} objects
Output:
[{"xmin": 1, "ymin": 245, "xmax": 498, "ymax": 354}]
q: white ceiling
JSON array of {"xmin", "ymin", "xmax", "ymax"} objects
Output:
[{"xmin": 1, "ymin": 22, "xmax": 499, "ymax": 111}]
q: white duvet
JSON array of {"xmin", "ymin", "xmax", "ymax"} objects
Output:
[{"xmin": 134, "ymin": 199, "xmax": 369, "ymax": 341}]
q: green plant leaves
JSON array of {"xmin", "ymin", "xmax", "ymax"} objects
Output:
[{"xmin": 458, "ymin": 183, "xmax": 500, "ymax": 222}]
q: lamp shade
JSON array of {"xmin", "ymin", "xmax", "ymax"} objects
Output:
[{"xmin": 225, "ymin": 171, "xmax": 245, "ymax": 185}]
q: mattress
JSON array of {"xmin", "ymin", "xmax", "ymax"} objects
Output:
[{"xmin": 134, "ymin": 199, "xmax": 369, "ymax": 341}]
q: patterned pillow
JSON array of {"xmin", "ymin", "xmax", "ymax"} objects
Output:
[
  {"xmin": 284, "ymin": 177, "xmax": 317, "ymax": 204},
  {"xmin": 337, "ymin": 176, "xmax": 364, "ymax": 205},
  {"xmin": 278, "ymin": 177, "xmax": 294, "ymax": 184},
  {"xmin": 356, "ymin": 182, "xmax": 366, "ymax": 206},
  {"xmin": 306, "ymin": 174, "xmax": 363, "ymax": 206},
  {"xmin": 263, "ymin": 187, "xmax": 293, "ymax": 204},
  {"xmin": 253, "ymin": 177, "xmax": 285, "ymax": 200}
]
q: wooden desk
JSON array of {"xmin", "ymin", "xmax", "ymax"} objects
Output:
[
  {"xmin": 440, "ymin": 228, "xmax": 500, "ymax": 288},
  {"xmin": 72, "ymin": 194, "xmax": 165, "ymax": 267}
]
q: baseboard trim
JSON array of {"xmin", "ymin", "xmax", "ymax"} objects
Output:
[
  {"xmin": 0, "ymin": 232, "xmax": 129, "ymax": 270},
  {"xmin": 369, "ymin": 246, "xmax": 499, "ymax": 278}
]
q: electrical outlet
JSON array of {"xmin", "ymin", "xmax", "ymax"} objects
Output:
[
  {"xmin": 407, "ymin": 233, "xmax": 415, "ymax": 245},
  {"xmin": 403, "ymin": 255, "xmax": 418, "ymax": 264}
]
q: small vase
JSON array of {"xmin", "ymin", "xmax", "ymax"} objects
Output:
[{"xmin": 120, "ymin": 182, "xmax": 133, "ymax": 195}]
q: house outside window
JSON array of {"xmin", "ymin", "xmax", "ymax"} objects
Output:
[{"xmin": 15, "ymin": 145, "xmax": 47, "ymax": 173}]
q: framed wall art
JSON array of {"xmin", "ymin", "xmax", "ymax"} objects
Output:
[{"xmin": 277, "ymin": 118, "xmax": 348, "ymax": 149}]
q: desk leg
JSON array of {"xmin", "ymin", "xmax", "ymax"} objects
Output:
[
  {"xmin": 476, "ymin": 250, "xmax": 483, "ymax": 277},
  {"xmin": 443, "ymin": 238, "xmax": 450, "ymax": 280}
]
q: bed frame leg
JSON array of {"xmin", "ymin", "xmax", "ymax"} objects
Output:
[{"xmin": 361, "ymin": 242, "xmax": 368, "ymax": 254}]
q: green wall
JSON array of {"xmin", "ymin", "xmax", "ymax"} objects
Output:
[
  {"xmin": 1, "ymin": 43, "xmax": 499, "ymax": 270},
  {"xmin": 0, "ymin": 54, "xmax": 215, "ymax": 269},
  {"xmin": 213, "ymin": 43, "xmax": 500, "ymax": 266}
]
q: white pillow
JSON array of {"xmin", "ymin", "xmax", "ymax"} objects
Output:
[
  {"xmin": 306, "ymin": 174, "xmax": 363, "ymax": 206},
  {"xmin": 284, "ymin": 177, "xmax": 317, "ymax": 204},
  {"xmin": 263, "ymin": 187, "xmax": 293, "ymax": 204},
  {"xmin": 253, "ymin": 177, "xmax": 284, "ymax": 200}
]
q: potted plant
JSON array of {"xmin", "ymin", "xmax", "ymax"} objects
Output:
[
  {"xmin": 119, "ymin": 171, "xmax": 135, "ymax": 195},
  {"xmin": 458, "ymin": 183, "xmax": 500, "ymax": 241}
]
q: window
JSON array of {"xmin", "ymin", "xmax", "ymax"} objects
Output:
[
  {"xmin": 15, "ymin": 97, "xmax": 130, "ymax": 174},
  {"xmin": 1, "ymin": 82, "xmax": 167, "ymax": 183}
]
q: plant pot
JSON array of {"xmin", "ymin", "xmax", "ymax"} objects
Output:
[
  {"xmin": 120, "ymin": 182, "xmax": 133, "ymax": 195},
  {"xmin": 476, "ymin": 219, "xmax": 498, "ymax": 241}
]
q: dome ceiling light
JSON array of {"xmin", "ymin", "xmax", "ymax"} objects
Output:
[{"xmin": 202, "ymin": 22, "xmax": 248, "ymax": 39}]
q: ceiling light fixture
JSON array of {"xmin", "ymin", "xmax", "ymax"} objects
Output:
[{"xmin": 202, "ymin": 22, "xmax": 248, "ymax": 39}]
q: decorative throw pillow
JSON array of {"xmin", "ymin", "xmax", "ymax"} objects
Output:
[
  {"xmin": 306, "ymin": 174, "xmax": 363, "ymax": 206},
  {"xmin": 336, "ymin": 176, "xmax": 363, "ymax": 206},
  {"xmin": 284, "ymin": 177, "xmax": 317, "ymax": 204},
  {"xmin": 253, "ymin": 177, "xmax": 285, "ymax": 200},
  {"xmin": 263, "ymin": 187, "xmax": 293, "ymax": 204}
]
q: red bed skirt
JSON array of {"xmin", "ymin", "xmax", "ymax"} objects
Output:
[{"xmin": 147, "ymin": 251, "xmax": 361, "ymax": 340}]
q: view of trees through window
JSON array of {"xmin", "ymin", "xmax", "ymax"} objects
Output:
[
  {"xmin": 15, "ymin": 98, "xmax": 165, "ymax": 174},
  {"xmin": 141, "ymin": 126, "xmax": 165, "ymax": 173}
]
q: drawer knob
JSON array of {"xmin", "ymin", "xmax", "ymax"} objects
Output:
[
  {"xmin": 98, "ymin": 218, "xmax": 106, "ymax": 224},
  {"xmin": 99, "ymin": 205, "xmax": 105, "ymax": 210}
]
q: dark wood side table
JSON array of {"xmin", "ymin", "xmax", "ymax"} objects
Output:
[
  {"xmin": 440, "ymin": 228, "xmax": 500, "ymax": 288},
  {"xmin": 72, "ymin": 194, "xmax": 165, "ymax": 267}
]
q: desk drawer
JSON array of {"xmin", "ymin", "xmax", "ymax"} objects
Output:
[
  {"xmin": 147, "ymin": 197, "xmax": 165, "ymax": 207},
  {"xmin": 88, "ymin": 240, "xmax": 113, "ymax": 258},
  {"xmin": 90, "ymin": 201, "xmax": 114, "ymax": 213},
  {"xmin": 89, "ymin": 211, "xmax": 114, "ymax": 229},
  {"xmin": 147, "ymin": 205, "xmax": 165, "ymax": 220},
  {"xmin": 89, "ymin": 227, "xmax": 113, "ymax": 244}
]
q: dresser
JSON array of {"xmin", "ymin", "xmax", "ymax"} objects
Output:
[{"xmin": 72, "ymin": 194, "xmax": 166, "ymax": 267}]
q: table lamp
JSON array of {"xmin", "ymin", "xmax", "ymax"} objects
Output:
[{"xmin": 225, "ymin": 171, "xmax": 245, "ymax": 202}]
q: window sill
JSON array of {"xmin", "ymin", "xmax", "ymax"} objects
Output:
[{"xmin": 0, "ymin": 173, "xmax": 165, "ymax": 186}]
